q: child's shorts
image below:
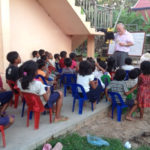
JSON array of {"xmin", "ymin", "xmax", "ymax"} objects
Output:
[
  {"xmin": 125, "ymin": 99, "xmax": 134, "ymax": 107},
  {"xmin": 45, "ymin": 91, "xmax": 60, "ymax": 108},
  {"xmin": 0, "ymin": 116, "xmax": 9, "ymax": 126},
  {"xmin": 0, "ymin": 91, "xmax": 13, "ymax": 106}
]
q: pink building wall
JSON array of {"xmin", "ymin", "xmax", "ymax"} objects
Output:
[{"xmin": 9, "ymin": 0, "xmax": 72, "ymax": 63}]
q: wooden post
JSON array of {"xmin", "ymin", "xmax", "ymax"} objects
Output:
[{"xmin": 87, "ymin": 35, "xmax": 95, "ymax": 58}]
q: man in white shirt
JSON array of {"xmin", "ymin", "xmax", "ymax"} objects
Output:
[{"xmin": 113, "ymin": 23, "xmax": 134, "ymax": 68}]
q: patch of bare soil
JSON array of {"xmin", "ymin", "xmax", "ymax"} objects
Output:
[{"xmin": 77, "ymin": 108, "xmax": 150, "ymax": 148}]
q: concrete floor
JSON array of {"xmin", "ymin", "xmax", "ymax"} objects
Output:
[{"xmin": 0, "ymin": 93, "xmax": 110, "ymax": 150}]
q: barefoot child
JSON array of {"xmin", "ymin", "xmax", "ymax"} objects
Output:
[
  {"xmin": 126, "ymin": 61, "xmax": 150, "ymax": 120},
  {"xmin": 18, "ymin": 60, "xmax": 68, "ymax": 122}
]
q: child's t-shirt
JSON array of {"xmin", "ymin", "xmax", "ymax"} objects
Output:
[
  {"xmin": 17, "ymin": 80, "xmax": 47, "ymax": 105},
  {"xmin": 122, "ymin": 65, "xmax": 134, "ymax": 71},
  {"xmin": 70, "ymin": 60, "xmax": 77, "ymax": 69},
  {"xmin": 6, "ymin": 64, "xmax": 19, "ymax": 82},
  {"xmin": 61, "ymin": 67, "xmax": 76, "ymax": 74},
  {"xmin": 59, "ymin": 58, "xmax": 65, "ymax": 68},
  {"xmin": 107, "ymin": 80, "xmax": 128, "ymax": 103},
  {"xmin": 77, "ymin": 74, "xmax": 94, "ymax": 92}
]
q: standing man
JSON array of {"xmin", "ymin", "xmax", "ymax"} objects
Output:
[{"xmin": 113, "ymin": 23, "xmax": 134, "ymax": 68}]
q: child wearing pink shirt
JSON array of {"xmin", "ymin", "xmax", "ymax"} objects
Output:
[{"xmin": 69, "ymin": 53, "xmax": 78, "ymax": 70}]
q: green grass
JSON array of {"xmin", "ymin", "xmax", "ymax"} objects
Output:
[{"xmin": 35, "ymin": 133, "xmax": 150, "ymax": 150}]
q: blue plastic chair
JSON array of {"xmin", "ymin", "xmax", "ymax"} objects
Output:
[
  {"xmin": 55, "ymin": 62, "xmax": 62, "ymax": 73},
  {"xmin": 60, "ymin": 74, "xmax": 76, "ymax": 96},
  {"xmin": 124, "ymin": 70, "xmax": 130, "ymax": 81},
  {"xmin": 71, "ymin": 83, "xmax": 94, "ymax": 114},
  {"xmin": 108, "ymin": 92, "xmax": 128, "ymax": 122}
]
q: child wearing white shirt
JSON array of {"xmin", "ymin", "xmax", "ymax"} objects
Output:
[{"xmin": 18, "ymin": 60, "xmax": 68, "ymax": 123}]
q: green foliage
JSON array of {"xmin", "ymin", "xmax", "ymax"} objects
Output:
[
  {"xmin": 113, "ymin": 9, "xmax": 145, "ymax": 31},
  {"xmin": 35, "ymin": 133, "xmax": 150, "ymax": 150}
]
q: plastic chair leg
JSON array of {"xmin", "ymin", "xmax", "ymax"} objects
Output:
[
  {"xmin": 72, "ymin": 98, "xmax": 76, "ymax": 112},
  {"xmin": 29, "ymin": 111, "xmax": 33, "ymax": 120},
  {"xmin": 112, "ymin": 105, "xmax": 115, "ymax": 119},
  {"xmin": 14, "ymin": 94, "xmax": 19, "ymax": 108},
  {"xmin": 64, "ymin": 85, "xmax": 67, "ymax": 97},
  {"xmin": 91, "ymin": 103, "xmax": 94, "ymax": 111},
  {"xmin": 21, "ymin": 99, "xmax": 26, "ymax": 117},
  {"xmin": 78, "ymin": 99, "xmax": 83, "ymax": 115},
  {"xmin": 117, "ymin": 106, "xmax": 121, "ymax": 122},
  {"xmin": 34, "ymin": 112, "xmax": 40, "ymax": 129},
  {"xmin": 49, "ymin": 108, "xmax": 52, "ymax": 123},
  {"xmin": 0, "ymin": 126, "xmax": 6, "ymax": 147},
  {"xmin": 27, "ymin": 109, "xmax": 30, "ymax": 127}
]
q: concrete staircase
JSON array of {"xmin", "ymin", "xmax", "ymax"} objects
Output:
[{"xmin": 37, "ymin": 0, "xmax": 104, "ymax": 50}]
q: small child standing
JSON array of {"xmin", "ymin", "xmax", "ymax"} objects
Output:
[
  {"xmin": 6, "ymin": 51, "xmax": 21, "ymax": 82},
  {"xmin": 32, "ymin": 50, "xmax": 40, "ymax": 62},
  {"xmin": 126, "ymin": 61, "xmax": 150, "ymax": 120}
]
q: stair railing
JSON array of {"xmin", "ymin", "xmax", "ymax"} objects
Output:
[{"xmin": 75, "ymin": 0, "xmax": 113, "ymax": 30}]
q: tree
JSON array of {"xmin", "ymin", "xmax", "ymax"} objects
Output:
[{"xmin": 97, "ymin": 0, "xmax": 138, "ymax": 9}]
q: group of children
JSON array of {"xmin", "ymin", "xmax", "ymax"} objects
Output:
[{"xmin": 1, "ymin": 49, "xmax": 150, "ymax": 130}]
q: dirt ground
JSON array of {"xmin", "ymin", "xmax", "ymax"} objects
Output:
[{"xmin": 77, "ymin": 108, "xmax": 150, "ymax": 148}]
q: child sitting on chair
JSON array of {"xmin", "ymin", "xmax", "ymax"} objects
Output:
[
  {"xmin": 17, "ymin": 60, "xmax": 68, "ymax": 122},
  {"xmin": 69, "ymin": 53, "xmax": 78, "ymax": 70},
  {"xmin": 0, "ymin": 74, "xmax": 14, "ymax": 129},
  {"xmin": 6, "ymin": 51, "xmax": 21, "ymax": 82},
  {"xmin": 105, "ymin": 69, "xmax": 137, "ymax": 105},
  {"xmin": 77, "ymin": 60, "xmax": 102, "ymax": 109},
  {"xmin": 122, "ymin": 57, "xmax": 134, "ymax": 71},
  {"xmin": 61, "ymin": 58, "xmax": 76, "ymax": 74},
  {"xmin": 32, "ymin": 50, "xmax": 40, "ymax": 62},
  {"xmin": 59, "ymin": 51, "xmax": 67, "ymax": 69}
]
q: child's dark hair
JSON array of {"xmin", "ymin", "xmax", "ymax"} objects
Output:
[
  {"xmin": 140, "ymin": 61, "xmax": 150, "ymax": 75},
  {"xmin": 41, "ymin": 55, "xmax": 48, "ymax": 61},
  {"xmin": 69, "ymin": 53, "xmax": 76, "ymax": 60},
  {"xmin": 20, "ymin": 60, "xmax": 38, "ymax": 89},
  {"xmin": 128, "ymin": 68, "xmax": 140, "ymax": 79},
  {"xmin": 114, "ymin": 69, "xmax": 126, "ymax": 81},
  {"xmin": 64, "ymin": 58, "xmax": 72, "ymax": 67},
  {"xmin": 54, "ymin": 54, "xmax": 60, "ymax": 60},
  {"xmin": 79, "ymin": 61, "xmax": 92, "ymax": 76},
  {"xmin": 125, "ymin": 57, "xmax": 132, "ymax": 65},
  {"xmin": 39, "ymin": 49, "xmax": 45, "ymax": 57},
  {"xmin": 60, "ymin": 51, "xmax": 67, "ymax": 58},
  {"xmin": 7, "ymin": 51, "xmax": 19, "ymax": 64},
  {"xmin": 106, "ymin": 57, "xmax": 115, "ymax": 72},
  {"xmin": 37, "ymin": 59, "xmax": 46, "ymax": 69},
  {"xmin": 98, "ymin": 61, "xmax": 107, "ymax": 69},
  {"xmin": 87, "ymin": 57, "xmax": 95, "ymax": 72},
  {"xmin": 45, "ymin": 51, "xmax": 50, "ymax": 57},
  {"xmin": 32, "ymin": 51, "xmax": 38, "ymax": 57}
]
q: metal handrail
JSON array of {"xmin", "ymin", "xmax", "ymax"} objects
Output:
[{"xmin": 75, "ymin": 0, "xmax": 113, "ymax": 29}]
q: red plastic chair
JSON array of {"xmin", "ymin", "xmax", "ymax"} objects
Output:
[
  {"xmin": 110, "ymin": 71, "xmax": 115, "ymax": 80},
  {"xmin": 7, "ymin": 80, "xmax": 20, "ymax": 108},
  {"xmin": 22, "ymin": 92, "xmax": 52, "ymax": 130},
  {"xmin": 0, "ymin": 125, "xmax": 6, "ymax": 147}
]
